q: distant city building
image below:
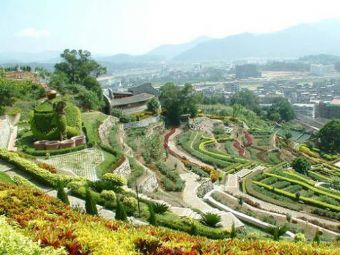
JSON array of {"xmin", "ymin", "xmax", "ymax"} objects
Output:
[
  {"xmin": 224, "ymin": 82, "xmax": 240, "ymax": 93},
  {"xmin": 293, "ymin": 104, "xmax": 316, "ymax": 119},
  {"xmin": 310, "ymin": 64, "xmax": 335, "ymax": 76},
  {"xmin": 235, "ymin": 64, "xmax": 261, "ymax": 79},
  {"xmin": 317, "ymin": 99, "xmax": 340, "ymax": 119}
]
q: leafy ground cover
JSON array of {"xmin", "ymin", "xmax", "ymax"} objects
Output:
[{"xmin": 1, "ymin": 182, "xmax": 340, "ymax": 255}]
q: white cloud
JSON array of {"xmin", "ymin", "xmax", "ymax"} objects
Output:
[{"xmin": 16, "ymin": 27, "xmax": 50, "ymax": 39}]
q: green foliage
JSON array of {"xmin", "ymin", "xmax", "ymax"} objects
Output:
[
  {"xmin": 121, "ymin": 196, "xmax": 138, "ymax": 215},
  {"xmin": 55, "ymin": 49, "xmax": 106, "ymax": 84},
  {"xmin": 151, "ymin": 202, "xmax": 169, "ymax": 214},
  {"xmin": 294, "ymin": 232, "xmax": 306, "ymax": 242},
  {"xmin": 85, "ymin": 188, "xmax": 98, "ymax": 215},
  {"xmin": 313, "ymin": 230, "xmax": 323, "ymax": 245},
  {"xmin": 230, "ymin": 89, "xmax": 260, "ymax": 114},
  {"xmin": 266, "ymin": 97, "xmax": 295, "ymax": 122},
  {"xmin": 148, "ymin": 204, "xmax": 157, "ymax": 226},
  {"xmin": 127, "ymin": 158, "xmax": 145, "ymax": 188},
  {"xmin": 267, "ymin": 224, "xmax": 289, "ymax": 241},
  {"xmin": 318, "ymin": 119, "xmax": 340, "ymax": 153},
  {"xmin": 0, "ymin": 216, "xmax": 65, "ymax": 255},
  {"xmin": 30, "ymin": 100, "xmax": 81, "ymax": 140},
  {"xmin": 142, "ymin": 134, "xmax": 163, "ymax": 163},
  {"xmin": 22, "ymin": 144, "xmax": 85, "ymax": 156},
  {"xmin": 160, "ymin": 82, "xmax": 202, "ymax": 124},
  {"xmin": 0, "ymin": 78, "xmax": 45, "ymax": 112},
  {"xmin": 57, "ymin": 182, "xmax": 70, "ymax": 205},
  {"xmin": 291, "ymin": 157, "xmax": 311, "ymax": 175},
  {"xmin": 230, "ymin": 222, "xmax": 237, "ymax": 239},
  {"xmin": 156, "ymin": 162, "xmax": 185, "ymax": 192},
  {"xmin": 147, "ymin": 97, "xmax": 161, "ymax": 114},
  {"xmin": 200, "ymin": 212, "xmax": 221, "ymax": 228},
  {"xmin": 0, "ymin": 149, "xmax": 78, "ymax": 187},
  {"xmin": 115, "ymin": 198, "xmax": 127, "ymax": 221},
  {"xmin": 51, "ymin": 49, "xmax": 106, "ymax": 110}
]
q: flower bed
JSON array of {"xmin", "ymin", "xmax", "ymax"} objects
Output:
[{"xmin": 1, "ymin": 182, "xmax": 340, "ymax": 255}]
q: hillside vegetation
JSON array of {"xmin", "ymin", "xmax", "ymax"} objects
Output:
[{"xmin": 0, "ymin": 181, "xmax": 340, "ymax": 255}]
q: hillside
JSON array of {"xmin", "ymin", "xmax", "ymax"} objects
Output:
[{"xmin": 173, "ymin": 19, "xmax": 340, "ymax": 62}]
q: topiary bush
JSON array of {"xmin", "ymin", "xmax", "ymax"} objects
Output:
[{"xmin": 30, "ymin": 99, "xmax": 81, "ymax": 140}]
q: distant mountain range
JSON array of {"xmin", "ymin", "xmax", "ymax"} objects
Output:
[{"xmin": 3, "ymin": 19, "xmax": 340, "ymax": 65}]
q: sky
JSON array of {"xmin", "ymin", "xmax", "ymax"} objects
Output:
[{"xmin": 1, "ymin": 0, "xmax": 340, "ymax": 55}]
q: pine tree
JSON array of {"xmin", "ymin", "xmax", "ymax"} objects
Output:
[
  {"xmin": 85, "ymin": 188, "xmax": 98, "ymax": 215},
  {"xmin": 148, "ymin": 204, "xmax": 156, "ymax": 226},
  {"xmin": 115, "ymin": 199, "xmax": 127, "ymax": 221},
  {"xmin": 57, "ymin": 182, "xmax": 70, "ymax": 205}
]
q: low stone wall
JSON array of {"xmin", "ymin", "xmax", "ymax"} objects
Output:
[
  {"xmin": 123, "ymin": 116, "xmax": 160, "ymax": 129},
  {"xmin": 113, "ymin": 157, "xmax": 131, "ymax": 178},
  {"xmin": 139, "ymin": 168, "xmax": 158, "ymax": 193}
]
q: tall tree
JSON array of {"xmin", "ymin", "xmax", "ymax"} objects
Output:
[
  {"xmin": 55, "ymin": 49, "xmax": 106, "ymax": 84},
  {"xmin": 267, "ymin": 97, "xmax": 295, "ymax": 122},
  {"xmin": 160, "ymin": 83, "xmax": 202, "ymax": 124}
]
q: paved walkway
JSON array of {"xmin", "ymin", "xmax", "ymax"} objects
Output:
[
  {"xmin": 168, "ymin": 128, "xmax": 213, "ymax": 169},
  {"xmin": 181, "ymin": 172, "xmax": 244, "ymax": 229}
]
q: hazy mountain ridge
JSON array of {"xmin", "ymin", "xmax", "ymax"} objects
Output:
[{"xmin": 3, "ymin": 19, "xmax": 340, "ymax": 64}]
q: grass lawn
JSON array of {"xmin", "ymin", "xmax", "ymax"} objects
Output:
[{"xmin": 81, "ymin": 111, "xmax": 107, "ymax": 146}]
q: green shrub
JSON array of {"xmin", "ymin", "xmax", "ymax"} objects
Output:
[
  {"xmin": 115, "ymin": 199, "xmax": 127, "ymax": 221},
  {"xmin": 57, "ymin": 182, "xmax": 70, "ymax": 205},
  {"xmin": 23, "ymin": 144, "xmax": 85, "ymax": 156},
  {"xmin": 200, "ymin": 212, "xmax": 221, "ymax": 228},
  {"xmin": 85, "ymin": 188, "xmax": 98, "ymax": 215},
  {"xmin": 156, "ymin": 162, "xmax": 185, "ymax": 192}
]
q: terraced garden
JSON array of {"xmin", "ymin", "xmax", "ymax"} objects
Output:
[
  {"xmin": 178, "ymin": 131, "xmax": 256, "ymax": 175},
  {"xmin": 245, "ymin": 163, "xmax": 340, "ymax": 220}
]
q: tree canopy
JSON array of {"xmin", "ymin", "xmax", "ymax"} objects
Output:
[
  {"xmin": 318, "ymin": 119, "xmax": 340, "ymax": 153},
  {"xmin": 160, "ymin": 83, "xmax": 202, "ymax": 124},
  {"xmin": 50, "ymin": 49, "xmax": 106, "ymax": 111},
  {"xmin": 55, "ymin": 49, "xmax": 106, "ymax": 84},
  {"xmin": 230, "ymin": 89, "xmax": 260, "ymax": 114},
  {"xmin": 267, "ymin": 97, "xmax": 295, "ymax": 122}
]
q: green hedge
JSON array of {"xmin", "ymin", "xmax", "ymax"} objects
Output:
[
  {"xmin": 264, "ymin": 173, "xmax": 340, "ymax": 202},
  {"xmin": 253, "ymin": 181, "xmax": 340, "ymax": 212},
  {"xmin": 23, "ymin": 144, "xmax": 86, "ymax": 156},
  {"xmin": 178, "ymin": 132, "xmax": 230, "ymax": 168}
]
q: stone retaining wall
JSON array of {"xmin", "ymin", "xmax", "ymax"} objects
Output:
[{"xmin": 113, "ymin": 157, "xmax": 131, "ymax": 178}]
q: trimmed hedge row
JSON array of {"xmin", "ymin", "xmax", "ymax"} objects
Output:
[
  {"xmin": 264, "ymin": 173, "xmax": 340, "ymax": 202},
  {"xmin": 308, "ymin": 170, "xmax": 331, "ymax": 182},
  {"xmin": 253, "ymin": 181, "xmax": 340, "ymax": 212},
  {"xmin": 23, "ymin": 144, "xmax": 86, "ymax": 156},
  {"xmin": 178, "ymin": 132, "xmax": 230, "ymax": 168},
  {"xmin": 0, "ymin": 149, "xmax": 81, "ymax": 187},
  {"xmin": 198, "ymin": 138, "xmax": 246, "ymax": 164}
]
